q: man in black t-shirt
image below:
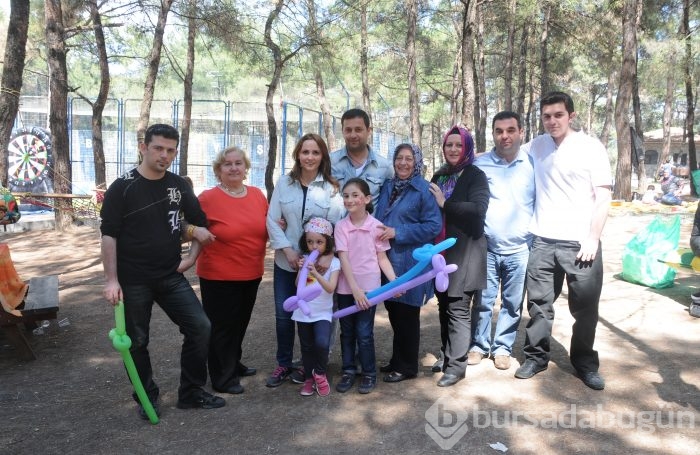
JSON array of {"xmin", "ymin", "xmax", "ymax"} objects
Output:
[{"xmin": 101, "ymin": 124, "xmax": 224, "ymax": 419}]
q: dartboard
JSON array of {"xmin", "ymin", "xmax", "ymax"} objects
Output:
[{"xmin": 7, "ymin": 127, "xmax": 53, "ymax": 187}]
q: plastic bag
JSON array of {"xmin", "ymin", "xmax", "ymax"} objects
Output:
[
  {"xmin": 691, "ymin": 170, "xmax": 700, "ymax": 196},
  {"xmin": 621, "ymin": 215, "xmax": 680, "ymax": 288}
]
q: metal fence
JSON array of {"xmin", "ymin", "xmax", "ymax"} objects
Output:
[{"xmin": 13, "ymin": 96, "xmax": 410, "ymax": 196}]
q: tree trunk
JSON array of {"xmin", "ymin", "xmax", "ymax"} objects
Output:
[
  {"xmin": 538, "ymin": 3, "xmax": 551, "ymax": 134},
  {"xmin": 45, "ymin": 0, "xmax": 72, "ymax": 230},
  {"xmin": 631, "ymin": 0, "xmax": 645, "ymax": 193},
  {"xmin": 179, "ymin": 0, "xmax": 196, "ymax": 176},
  {"xmin": 263, "ymin": 0, "xmax": 285, "ymax": 200},
  {"xmin": 136, "ymin": 0, "xmax": 174, "ymax": 144},
  {"xmin": 430, "ymin": 120, "xmax": 440, "ymax": 173},
  {"xmin": 659, "ymin": 58, "xmax": 675, "ymax": 178},
  {"xmin": 0, "ymin": 0, "xmax": 30, "ymax": 188},
  {"xmin": 587, "ymin": 88, "xmax": 595, "ymax": 134},
  {"xmin": 682, "ymin": 0, "xmax": 696, "ymax": 194},
  {"xmin": 406, "ymin": 0, "xmax": 421, "ymax": 146},
  {"xmin": 314, "ymin": 64, "xmax": 336, "ymax": 149},
  {"xmin": 525, "ymin": 64, "xmax": 535, "ymax": 142},
  {"xmin": 450, "ymin": 45, "xmax": 461, "ymax": 126},
  {"xmin": 305, "ymin": 0, "xmax": 335, "ymax": 150},
  {"xmin": 360, "ymin": 2, "xmax": 372, "ymax": 121},
  {"xmin": 503, "ymin": 0, "xmax": 516, "ymax": 111},
  {"xmin": 89, "ymin": 0, "xmax": 108, "ymax": 188},
  {"xmin": 515, "ymin": 27, "xmax": 528, "ymax": 120},
  {"xmin": 475, "ymin": 1, "xmax": 487, "ymax": 153},
  {"xmin": 599, "ymin": 66, "xmax": 615, "ymax": 147},
  {"xmin": 459, "ymin": 0, "xmax": 476, "ymax": 128},
  {"xmin": 613, "ymin": 0, "xmax": 638, "ymax": 201}
]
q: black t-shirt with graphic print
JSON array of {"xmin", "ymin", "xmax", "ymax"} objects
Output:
[{"xmin": 100, "ymin": 168, "xmax": 207, "ymax": 284}]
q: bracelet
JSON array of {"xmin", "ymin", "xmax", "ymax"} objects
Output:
[{"xmin": 187, "ymin": 225, "xmax": 197, "ymax": 238}]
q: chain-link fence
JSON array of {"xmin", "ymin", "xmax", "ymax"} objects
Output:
[{"xmin": 13, "ymin": 97, "xmax": 410, "ymax": 197}]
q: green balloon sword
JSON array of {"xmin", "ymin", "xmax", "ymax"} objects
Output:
[{"xmin": 109, "ymin": 301, "xmax": 159, "ymax": 424}]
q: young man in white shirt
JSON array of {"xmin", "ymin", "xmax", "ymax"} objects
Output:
[{"xmin": 515, "ymin": 92, "xmax": 612, "ymax": 390}]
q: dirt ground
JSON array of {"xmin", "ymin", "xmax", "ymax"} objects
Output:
[{"xmin": 1, "ymin": 206, "xmax": 699, "ymax": 455}]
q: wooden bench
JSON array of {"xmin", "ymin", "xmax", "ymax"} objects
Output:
[{"xmin": 0, "ymin": 275, "xmax": 59, "ymax": 360}]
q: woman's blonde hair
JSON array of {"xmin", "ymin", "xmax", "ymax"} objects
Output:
[{"xmin": 212, "ymin": 146, "xmax": 251, "ymax": 180}]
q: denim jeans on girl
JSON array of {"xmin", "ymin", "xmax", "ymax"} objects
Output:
[
  {"xmin": 297, "ymin": 320, "xmax": 332, "ymax": 377},
  {"xmin": 337, "ymin": 294, "xmax": 377, "ymax": 377}
]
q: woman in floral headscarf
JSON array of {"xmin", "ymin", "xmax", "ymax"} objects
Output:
[
  {"xmin": 427, "ymin": 126, "xmax": 490, "ymax": 387},
  {"xmin": 375, "ymin": 143, "xmax": 442, "ymax": 384}
]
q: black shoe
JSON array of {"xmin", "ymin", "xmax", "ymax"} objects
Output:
[
  {"xmin": 358, "ymin": 375, "xmax": 377, "ymax": 394},
  {"xmin": 137, "ymin": 400, "xmax": 160, "ymax": 420},
  {"xmin": 578, "ymin": 371, "xmax": 605, "ymax": 390},
  {"xmin": 176, "ymin": 391, "xmax": 226, "ymax": 409},
  {"xmin": 383, "ymin": 371, "xmax": 415, "ymax": 383},
  {"xmin": 431, "ymin": 353, "xmax": 444, "ymax": 373},
  {"xmin": 514, "ymin": 360, "xmax": 548, "ymax": 379},
  {"xmin": 266, "ymin": 366, "xmax": 292, "ymax": 388},
  {"xmin": 289, "ymin": 367, "xmax": 306, "ymax": 384},
  {"xmin": 237, "ymin": 365, "xmax": 257, "ymax": 377},
  {"xmin": 437, "ymin": 373, "xmax": 463, "ymax": 387},
  {"xmin": 335, "ymin": 373, "xmax": 355, "ymax": 393},
  {"xmin": 214, "ymin": 383, "xmax": 244, "ymax": 395},
  {"xmin": 379, "ymin": 364, "xmax": 393, "ymax": 373}
]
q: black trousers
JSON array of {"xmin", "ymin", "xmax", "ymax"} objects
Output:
[
  {"xmin": 200, "ymin": 277, "xmax": 261, "ymax": 391},
  {"xmin": 522, "ymin": 236, "xmax": 603, "ymax": 373},
  {"xmin": 436, "ymin": 289, "xmax": 478, "ymax": 377},
  {"xmin": 691, "ymin": 235, "xmax": 700, "ymax": 256},
  {"xmin": 122, "ymin": 274, "xmax": 211, "ymax": 402},
  {"xmin": 384, "ymin": 300, "xmax": 420, "ymax": 376}
]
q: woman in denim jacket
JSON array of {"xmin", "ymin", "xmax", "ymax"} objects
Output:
[
  {"xmin": 374, "ymin": 143, "xmax": 442, "ymax": 383},
  {"xmin": 265, "ymin": 133, "xmax": 344, "ymax": 387}
]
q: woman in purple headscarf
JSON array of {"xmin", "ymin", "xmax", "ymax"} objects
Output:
[
  {"xmin": 375, "ymin": 144, "xmax": 442, "ymax": 384},
  {"xmin": 428, "ymin": 125, "xmax": 490, "ymax": 387}
]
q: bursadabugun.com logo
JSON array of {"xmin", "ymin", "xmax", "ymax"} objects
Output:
[
  {"xmin": 425, "ymin": 396, "xmax": 470, "ymax": 450},
  {"xmin": 425, "ymin": 396, "xmax": 696, "ymax": 450}
]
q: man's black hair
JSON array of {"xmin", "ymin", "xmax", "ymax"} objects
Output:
[
  {"xmin": 145, "ymin": 124, "xmax": 180, "ymax": 146},
  {"xmin": 341, "ymin": 109, "xmax": 371, "ymax": 128},
  {"xmin": 492, "ymin": 111, "xmax": 522, "ymax": 130},
  {"xmin": 540, "ymin": 91, "xmax": 575, "ymax": 114}
]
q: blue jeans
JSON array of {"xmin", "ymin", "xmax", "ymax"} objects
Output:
[
  {"xmin": 273, "ymin": 265, "xmax": 297, "ymax": 368},
  {"xmin": 297, "ymin": 320, "xmax": 332, "ymax": 378},
  {"xmin": 470, "ymin": 249, "xmax": 528, "ymax": 356},
  {"xmin": 337, "ymin": 294, "xmax": 376, "ymax": 376},
  {"xmin": 122, "ymin": 274, "xmax": 211, "ymax": 402},
  {"xmin": 660, "ymin": 193, "xmax": 682, "ymax": 206}
]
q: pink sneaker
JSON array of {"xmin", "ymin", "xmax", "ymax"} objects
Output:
[
  {"xmin": 313, "ymin": 370, "xmax": 330, "ymax": 397},
  {"xmin": 300, "ymin": 378, "xmax": 315, "ymax": 396}
]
